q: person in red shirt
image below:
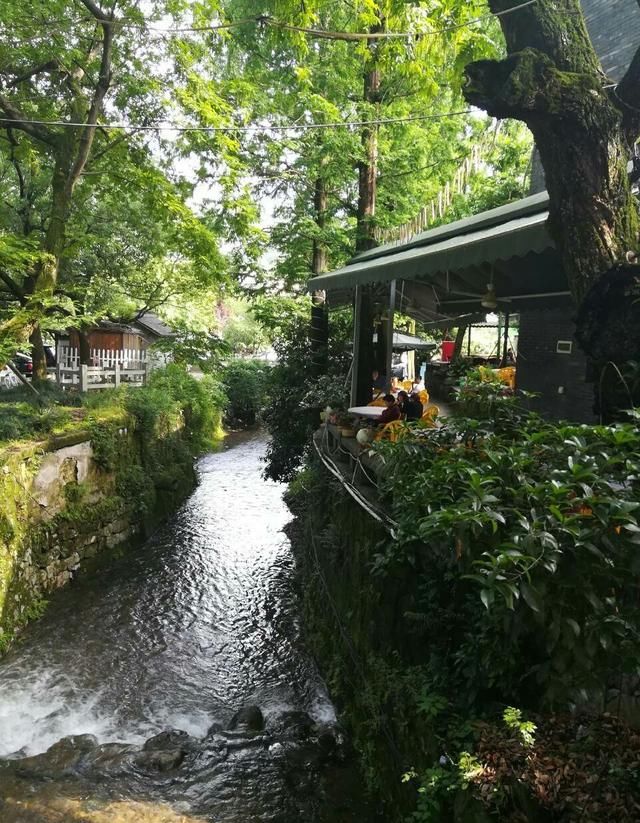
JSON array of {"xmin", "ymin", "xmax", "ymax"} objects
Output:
[{"xmin": 378, "ymin": 394, "xmax": 401, "ymax": 426}]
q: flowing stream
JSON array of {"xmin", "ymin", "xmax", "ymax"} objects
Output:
[{"xmin": 0, "ymin": 431, "xmax": 371, "ymax": 822}]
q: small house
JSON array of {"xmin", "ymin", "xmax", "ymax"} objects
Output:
[{"xmin": 57, "ymin": 312, "xmax": 175, "ymax": 369}]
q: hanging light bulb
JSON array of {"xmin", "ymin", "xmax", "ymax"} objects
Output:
[{"xmin": 481, "ymin": 283, "xmax": 498, "ymax": 310}]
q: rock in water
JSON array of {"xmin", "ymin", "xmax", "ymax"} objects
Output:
[
  {"xmin": 135, "ymin": 748, "xmax": 185, "ymax": 772},
  {"xmin": 15, "ymin": 734, "xmax": 99, "ymax": 779},
  {"xmin": 143, "ymin": 729, "xmax": 193, "ymax": 751},
  {"xmin": 227, "ymin": 705, "xmax": 265, "ymax": 733}
]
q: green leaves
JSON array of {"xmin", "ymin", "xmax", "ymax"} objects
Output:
[{"xmin": 375, "ymin": 401, "xmax": 640, "ymax": 707}]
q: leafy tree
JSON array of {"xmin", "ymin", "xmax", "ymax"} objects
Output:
[{"xmin": 0, "ymin": 0, "xmax": 230, "ymax": 372}]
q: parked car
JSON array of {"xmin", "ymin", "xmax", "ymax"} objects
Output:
[
  {"xmin": 13, "ymin": 352, "xmax": 32, "ymax": 376},
  {"xmin": 11, "ymin": 347, "xmax": 56, "ymax": 377}
]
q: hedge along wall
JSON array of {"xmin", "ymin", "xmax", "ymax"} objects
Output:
[{"xmin": 0, "ymin": 367, "xmax": 225, "ymax": 653}]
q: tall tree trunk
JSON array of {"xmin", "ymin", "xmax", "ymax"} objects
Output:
[
  {"xmin": 30, "ymin": 327, "xmax": 47, "ymax": 381},
  {"xmin": 463, "ymin": 0, "xmax": 640, "ymax": 419},
  {"xmin": 353, "ymin": 22, "xmax": 382, "ymax": 405},
  {"xmin": 310, "ymin": 177, "xmax": 329, "ymax": 378},
  {"xmin": 452, "ymin": 323, "xmax": 468, "ymax": 362},
  {"xmin": 77, "ymin": 330, "xmax": 91, "ymax": 367}
]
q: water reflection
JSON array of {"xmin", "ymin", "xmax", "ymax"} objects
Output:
[{"xmin": 0, "ymin": 432, "xmax": 369, "ymax": 822}]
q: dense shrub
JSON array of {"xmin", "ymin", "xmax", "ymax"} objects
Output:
[
  {"xmin": 0, "ymin": 401, "xmax": 72, "ymax": 443},
  {"xmin": 90, "ymin": 364, "xmax": 226, "ymax": 455},
  {"xmin": 374, "ymin": 409, "xmax": 640, "ymax": 710},
  {"xmin": 262, "ymin": 313, "xmax": 351, "ymax": 483},
  {"xmin": 221, "ymin": 359, "xmax": 270, "ymax": 427}
]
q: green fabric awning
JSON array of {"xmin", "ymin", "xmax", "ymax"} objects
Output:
[{"xmin": 309, "ymin": 192, "xmax": 554, "ymax": 293}]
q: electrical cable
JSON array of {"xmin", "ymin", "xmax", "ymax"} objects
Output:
[
  {"xmin": 1, "ymin": 0, "xmax": 539, "ymax": 39},
  {"xmin": 0, "ymin": 109, "xmax": 476, "ymax": 134}
]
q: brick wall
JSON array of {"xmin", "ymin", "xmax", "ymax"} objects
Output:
[{"xmin": 517, "ymin": 302, "xmax": 595, "ymax": 423}]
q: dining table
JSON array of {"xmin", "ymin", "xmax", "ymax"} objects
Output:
[{"xmin": 347, "ymin": 405, "xmax": 384, "ymax": 420}]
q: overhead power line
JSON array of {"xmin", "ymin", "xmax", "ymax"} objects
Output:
[
  {"xmin": 0, "ymin": 109, "xmax": 476, "ymax": 134},
  {"xmin": 2, "ymin": 0, "xmax": 538, "ymax": 40}
]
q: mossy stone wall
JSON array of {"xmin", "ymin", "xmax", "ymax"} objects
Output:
[
  {"xmin": 286, "ymin": 463, "xmax": 440, "ymax": 820},
  {"xmin": 0, "ymin": 420, "xmax": 195, "ymax": 653}
]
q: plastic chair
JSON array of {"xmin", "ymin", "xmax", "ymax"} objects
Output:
[
  {"xmin": 368, "ymin": 397, "xmax": 387, "ymax": 407},
  {"xmin": 497, "ymin": 366, "xmax": 516, "ymax": 391},
  {"xmin": 420, "ymin": 405, "xmax": 439, "ymax": 428},
  {"xmin": 418, "ymin": 389, "xmax": 430, "ymax": 407},
  {"xmin": 374, "ymin": 420, "xmax": 407, "ymax": 443}
]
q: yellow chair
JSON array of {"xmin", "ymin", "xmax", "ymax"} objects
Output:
[
  {"xmin": 368, "ymin": 397, "xmax": 387, "ymax": 407},
  {"xmin": 420, "ymin": 405, "xmax": 439, "ymax": 428},
  {"xmin": 374, "ymin": 420, "xmax": 407, "ymax": 443},
  {"xmin": 401, "ymin": 380, "xmax": 413, "ymax": 392},
  {"xmin": 497, "ymin": 366, "xmax": 516, "ymax": 391},
  {"xmin": 418, "ymin": 389, "xmax": 430, "ymax": 407}
]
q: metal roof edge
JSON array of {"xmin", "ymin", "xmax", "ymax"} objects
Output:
[
  {"xmin": 309, "ymin": 209, "xmax": 551, "ymax": 292},
  {"xmin": 349, "ymin": 190, "xmax": 550, "ymax": 265}
]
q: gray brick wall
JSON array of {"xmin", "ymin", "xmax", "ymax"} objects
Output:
[{"xmin": 517, "ymin": 303, "xmax": 595, "ymax": 423}]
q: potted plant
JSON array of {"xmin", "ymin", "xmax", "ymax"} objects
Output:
[{"xmin": 335, "ymin": 411, "xmax": 355, "ymax": 438}]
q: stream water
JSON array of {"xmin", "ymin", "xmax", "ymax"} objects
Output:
[{"xmin": 0, "ymin": 431, "xmax": 371, "ymax": 822}]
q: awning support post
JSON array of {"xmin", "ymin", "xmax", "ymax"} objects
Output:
[
  {"xmin": 501, "ymin": 311, "xmax": 510, "ymax": 367},
  {"xmin": 384, "ymin": 280, "xmax": 396, "ymax": 391},
  {"xmin": 351, "ymin": 286, "xmax": 375, "ymax": 406}
]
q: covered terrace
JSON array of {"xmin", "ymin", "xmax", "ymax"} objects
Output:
[{"xmin": 309, "ymin": 191, "xmax": 591, "ymax": 421}]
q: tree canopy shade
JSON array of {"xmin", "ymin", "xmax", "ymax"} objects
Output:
[
  {"xmin": 0, "ymin": 0, "xmax": 228, "ymax": 373},
  {"xmin": 463, "ymin": 0, "xmax": 640, "ymax": 416}
]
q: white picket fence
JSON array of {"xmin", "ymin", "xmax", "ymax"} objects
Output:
[{"xmin": 55, "ymin": 346, "xmax": 151, "ymax": 391}]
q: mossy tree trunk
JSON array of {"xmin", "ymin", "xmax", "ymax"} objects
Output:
[{"xmin": 463, "ymin": 0, "xmax": 640, "ymax": 419}]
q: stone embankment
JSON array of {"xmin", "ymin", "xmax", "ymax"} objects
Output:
[{"xmin": 0, "ymin": 420, "xmax": 194, "ymax": 650}]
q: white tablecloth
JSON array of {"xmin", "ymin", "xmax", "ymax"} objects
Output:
[{"xmin": 348, "ymin": 405, "xmax": 383, "ymax": 420}]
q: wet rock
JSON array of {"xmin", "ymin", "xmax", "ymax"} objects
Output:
[
  {"xmin": 80, "ymin": 742, "xmax": 138, "ymax": 776},
  {"xmin": 317, "ymin": 728, "xmax": 340, "ymax": 761},
  {"xmin": 135, "ymin": 747, "xmax": 185, "ymax": 772},
  {"xmin": 228, "ymin": 705, "xmax": 265, "ymax": 733},
  {"xmin": 270, "ymin": 710, "xmax": 315, "ymax": 739},
  {"xmin": 143, "ymin": 729, "xmax": 193, "ymax": 752},
  {"xmin": 206, "ymin": 720, "xmax": 224, "ymax": 737},
  {"xmin": 15, "ymin": 734, "xmax": 98, "ymax": 778}
]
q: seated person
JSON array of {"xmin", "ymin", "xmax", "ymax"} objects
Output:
[
  {"xmin": 378, "ymin": 394, "xmax": 401, "ymax": 425},
  {"xmin": 397, "ymin": 390, "xmax": 423, "ymax": 421},
  {"xmin": 372, "ymin": 369, "xmax": 387, "ymax": 390},
  {"xmin": 412, "ymin": 376, "xmax": 425, "ymax": 392}
]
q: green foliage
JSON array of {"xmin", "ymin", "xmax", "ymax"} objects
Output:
[
  {"xmin": 503, "ymin": 707, "xmax": 536, "ymax": 748},
  {"xmin": 374, "ymin": 409, "xmax": 640, "ymax": 709},
  {"xmin": 221, "ymin": 358, "xmax": 270, "ymax": 426},
  {"xmin": 262, "ymin": 309, "xmax": 351, "ymax": 482},
  {"xmin": 0, "ymin": 401, "xmax": 71, "ymax": 444},
  {"xmin": 132, "ymin": 364, "xmax": 227, "ymax": 450},
  {"xmin": 454, "ymin": 367, "xmax": 525, "ymax": 427}
]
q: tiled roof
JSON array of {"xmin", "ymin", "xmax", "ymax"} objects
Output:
[
  {"xmin": 582, "ymin": 0, "xmax": 640, "ymax": 81},
  {"xmin": 133, "ymin": 312, "xmax": 175, "ymax": 338}
]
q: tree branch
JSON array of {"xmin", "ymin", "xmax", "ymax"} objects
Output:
[
  {"xmin": 77, "ymin": 0, "xmax": 111, "ymax": 23},
  {"xmin": 3, "ymin": 60, "xmax": 60, "ymax": 88},
  {"xmin": 463, "ymin": 49, "xmax": 603, "ymax": 123},
  {"xmin": 0, "ymin": 95, "xmax": 57, "ymax": 146},
  {"xmin": 0, "ymin": 270, "xmax": 26, "ymax": 302},
  {"xmin": 66, "ymin": 9, "xmax": 115, "ymax": 192}
]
